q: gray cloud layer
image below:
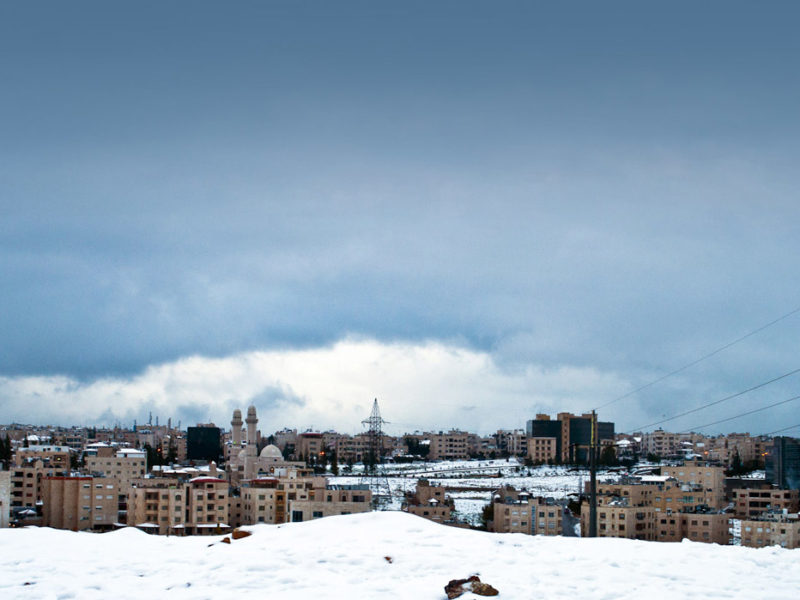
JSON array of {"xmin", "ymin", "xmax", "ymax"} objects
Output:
[{"xmin": 2, "ymin": 2, "xmax": 799, "ymax": 433}]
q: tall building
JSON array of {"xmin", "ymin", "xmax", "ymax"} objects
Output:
[
  {"xmin": 41, "ymin": 476, "xmax": 119, "ymax": 532},
  {"xmin": 187, "ymin": 425, "xmax": 222, "ymax": 462},
  {"xmin": 526, "ymin": 412, "xmax": 615, "ymax": 463},
  {"xmin": 766, "ymin": 437, "xmax": 800, "ymax": 490}
]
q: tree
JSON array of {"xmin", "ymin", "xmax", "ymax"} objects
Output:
[
  {"xmin": 165, "ymin": 437, "xmax": 177, "ymax": 464},
  {"xmin": 330, "ymin": 450, "xmax": 339, "ymax": 476},
  {"xmin": 404, "ymin": 436, "xmax": 429, "ymax": 459},
  {"xmin": 599, "ymin": 445, "xmax": 619, "ymax": 467},
  {"xmin": 480, "ymin": 502, "xmax": 494, "ymax": 531},
  {"xmin": 726, "ymin": 449, "xmax": 751, "ymax": 476},
  {"xmin": 0, "ymin": 434, "xmax": 12, "ymax": 464},
  {"xmin": 144, "ymin": 443, "xmax": 163, "ymax": 469}
]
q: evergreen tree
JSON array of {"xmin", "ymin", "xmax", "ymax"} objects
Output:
[
  {"xmin": 480, "ymin": 502, "xmax": 494, "ymax": 530},
  {"xmin": 165, "ymin": 437, "xmax": 177, "ymax": 464},
  {"xmin": 0, "ymin": 434, "xmax": 11, "ymax": 463},
  {"xmin": 330, "ymin": 450, "xmax": 339, "ymax": 476}
]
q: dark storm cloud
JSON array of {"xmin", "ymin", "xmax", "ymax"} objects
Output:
[{"xmin": 2, "ymin": 1, "xmax": 800, "ymax": 432}]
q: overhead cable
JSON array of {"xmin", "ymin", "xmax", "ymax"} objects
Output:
[
  {"xmin": 627, "ymin": 366, "xmax": 800, "ymax": 433},
  {"xmin": 594, "ymin": 304, "xmax": 800, "ymax": 412},
  {"xmin": 682, "ymin": 393, "xmax": 800, "ymax": 432}
]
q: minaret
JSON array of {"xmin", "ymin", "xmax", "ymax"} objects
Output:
[
  {"xmin": 231, "ymin": 409, "xmax": 243, "ymax": 446},
  {"xmin": 245, "ymin": 405, "xmax": 258, "ymax": 446}
]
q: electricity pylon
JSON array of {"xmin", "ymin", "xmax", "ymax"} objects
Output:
[{"xmin": 359, "ymin": 398, "xmax": 393, "ymax": 508}]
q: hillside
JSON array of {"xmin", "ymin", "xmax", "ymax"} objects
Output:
[{"xmin": 1, "ymin": 512, "xmax": 798, "ymax": 599}]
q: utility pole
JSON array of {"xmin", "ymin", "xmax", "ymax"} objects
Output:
[{"xmin": 589, "ymin": 409, "xmax": 597, "ymax": 537}]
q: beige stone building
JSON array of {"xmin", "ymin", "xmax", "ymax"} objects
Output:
[
  {"xmin": 732, "ymin": 487, "xmax": 799, "ymax": 519},
  {"xmin": 296, "ymin": 432, "xmax": 324, "ymax": 461},
  {"xmin": 0, "ymin": 470, "xmax": 10, "ymax": 528},
  {"xmin": 428, "ymin": 430, "xmax": 470, "ymax": 460},
  {"xmin": 527, "ymin": 437, "xmax": 557, "ymax": 463},
  {"xmin": 403, "ymin": 479, "xmax": 454, "ymax": 523},
  {"xmin": 489, "ymin": 486, "xmax": 534, "ymax": 534},
  {"xmin": 42, "ymin": 476, "xmax": 119, "ymax": 531},
  {"xmin": 585, "ymin": 474, "xmax": 731, "ymax": 544},
  {"xmin": 582, "ymin": 499, "xmax": 656, "ymax": 541},
  {"xmin": 532, "ymin": 497, "xmax": 564, "ymax": 536},
  {"xmin": 128, "ymin": 476, "xmax": 230, "ymax": 535},
  {"xmin": 642, "ymin": 429, "xmax": 681, "ymax": 458},
  {"xmin": 741, "ymin": 514, "xmax": 800, "ymax": 548},
  {"xmin": 679, "ymin": 510, "xmax": 730, "ymax": 545},
  {"xmin": 489, "ymin": 485, "xmax": 564, "ymax": 536},
  {"xmin": 288, "ymin": 483, "xmax": 371, "ymax": 522},
  {"xmin": 13, "ymin": 445, "xmax": 71, "ymax": 470},
  {"xmin": 662, "ymin": 463, "xmax": 726, "ymax": 509},
  {"xmin": 85, "ymin": 448, "xmax": 146, "ymax": 492},
  {"xmin": 235, "ymin": 470, "xmax": 371, "ymax": 526},
  {"xmin": 10, "ymin": 458, "xmax": 68, "ymax": 508}
]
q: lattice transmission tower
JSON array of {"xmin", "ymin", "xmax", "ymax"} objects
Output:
[{"xmin": 359, "ymin": 398, "xmax": 393, "ymax": 508}]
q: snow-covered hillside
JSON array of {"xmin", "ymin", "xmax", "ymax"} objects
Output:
[{"xmin": 2, "ymin": 512, "xmax": 799, "ymax": 599}]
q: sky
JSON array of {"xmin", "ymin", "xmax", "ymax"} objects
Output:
[{"xmin": 1, "ymin": 1, "xmax": 800, "ymax": 436}]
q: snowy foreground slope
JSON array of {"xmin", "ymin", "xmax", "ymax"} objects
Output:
[{"xmin": 2, "ymin": 512, "xmax": 799, "ymax": 600}]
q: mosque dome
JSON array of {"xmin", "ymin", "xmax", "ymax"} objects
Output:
[{"xmin": 259, "ymin": 444, "xmax": 283, "ymax": 459}]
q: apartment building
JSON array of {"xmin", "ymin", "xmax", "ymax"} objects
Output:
[
  {"xmin": 662, "ymin": 463, "xmax": 726, "ymax": 509},
  {"xmin": 495, "ymin": 430, "xmax": 528, "ymax": 457},
  {"xmin": 582, "ymin": 499, "xmax": 656, "ymax": 541},
  {"xmin": 403, "ymin": 479, "xmax": 454, "ymax": 523},
  {"xmin": 9, "ymin": 458, "xmax": 68, "ymax": 508},
  {"xmin": 335, "ymin": 434, "xmax": 373, "ymax": 463},
  {"xmin": 732, "ymin": 487, "xmax": 799, "ymax": 519},
  {"xmin": 85, "ymin": 448, "xmax": 146, "ymax": 491},
  {"xmin": 532, "ymin": 497, "xmax": 564, "ymax": 536},
  {"xmin": 13, "ymin": 445, "xmax": 71, "ymax": 470},
  {"xmin": 527, "ymin": 437, "xmax": 557, "ymax": 463},
  {"xmin": 288, "ymin": 483, "xmax": 371, "ymax": 522},
  {"xmin": 428, "ymin": 430, "xmax": 470, "ymax": 460},
  {"xmin": 41, "ymin": 476, "xmax": 119, "ymax": 531},
  {"xmin": 0, "ymin": 470, "xmax": 9, "ymax": 527},
  {"xmin": 236, "ymin": 471, "xmax": 371, "ymax": 526},
  {"xmin": 680, "ymin": 509, "xmax": 730, "ymax": 545},
  {"xmin": 741, "ymin": 514, "xmax": 800, "ymax": 548},
  {"xmin": 489, "ymin": 486, "xmax": 534, "ymax": 534},
  {"xmin": 296, "ymin": 432, "xmax": 324, "ymax": 461},
  {"xmin": 587, "ymin": 475, "xmax": 730, "ymax": 544},
  {"xmin": 641, "ymin": 429, "xmax": 681, "ymax": 458},
  {"xmin": 128, "ymin": 476, "xmax": 230, "ymax": 535}
]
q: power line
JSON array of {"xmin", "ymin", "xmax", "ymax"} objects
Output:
[
  {"xmin": 766, "ymin": 423, "xmax": 800, "ymax": 436},
  {"xmin": 594, "ymin": 304, "xmax": 800, "ymax": 412},
  {"xmin": 627, "ymin": 366, "xmax": 800, "ymax": 433},
  {"xmin": 682, "ymin": 393, "xmax": 800, "ymax": 433}
]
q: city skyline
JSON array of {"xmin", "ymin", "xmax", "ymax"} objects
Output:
[{"xmin": 2, "ymin": 2, "xmax": 800, "ymax": 434}]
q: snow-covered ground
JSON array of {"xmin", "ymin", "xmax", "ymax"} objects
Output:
[
  {"xmin": 331, "ymin": 459, "xmax": 620, "ymax": 521},
  {"xmin": 2, "ymin": 512, "xmax": 799, "ymax": 599}
]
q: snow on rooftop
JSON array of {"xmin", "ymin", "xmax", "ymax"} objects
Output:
[
  {"xmin": 116, "ymin": 448, "xmax": 145, "ymax": 456},
  {"xmin": 639, "ymin": 475, "xmax": 671, "ymax": 483},
  {"xmin": 2, "ymin": 512, "xmax": 799, "ymax": 599}
]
